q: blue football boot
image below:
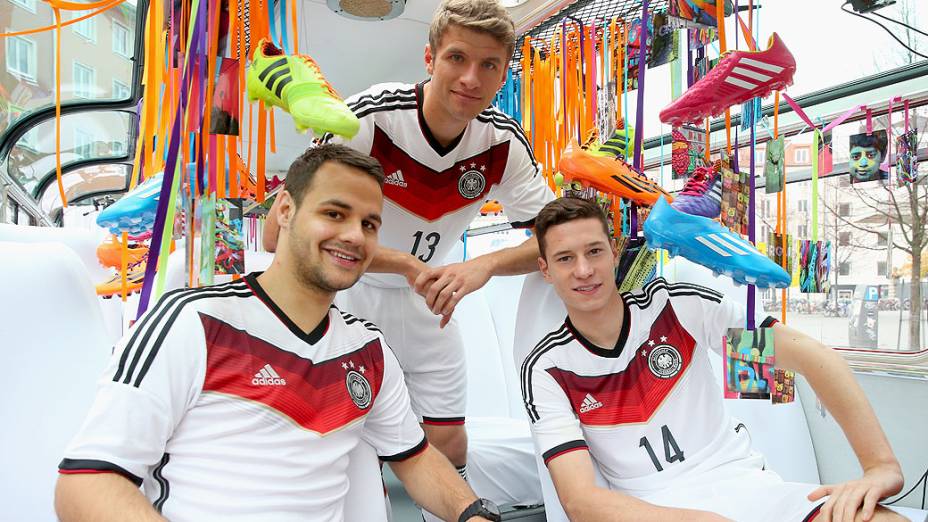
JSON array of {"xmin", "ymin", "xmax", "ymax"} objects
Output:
[
  {"xmin": 96, "ymin": 171, "xmax": 163, "ymax": 236},
  {"xmin": 643, "ymin": 196, "xmax": 790, "ymax": 288}
]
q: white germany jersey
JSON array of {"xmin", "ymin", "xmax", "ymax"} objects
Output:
[
  {"xmin": 522, "ymin": 278, "xmax": 772, "ymax": 494},
  {"xmin": 324, "ymin": 81, "xmax": 554, "ymax": 287},
  {"xmin": 60, "ymin": 275, "xmax": 425, "ymax": 521}
]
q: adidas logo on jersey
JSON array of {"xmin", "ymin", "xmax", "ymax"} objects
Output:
[
  {"xmin": 252, "ymin": 363, "xmax": 287, "ymax": 386},
  {"xmin": 385, "ymin": 170, "xmax": 407, "ymax": 188},
  {"xmin": 579, "ymin": 393, "xmax": 603, "ymax": 413}
]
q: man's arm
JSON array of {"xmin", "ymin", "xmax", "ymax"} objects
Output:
[
  {"xmin": 772, "ymin": 322, "xmax": 903, "ymax": 521},
  {"xmin": 547, "ymin": 450, "xmax": 729, "ymax": 522},
  {"xmin": 413, "ymin": 234, "xmax": 541, "ymax": 326},
  {"xmin": 56, "ymin": 473, "xmax": 165, "ymax": 522},
  {"xmin": 388, "ymin": 445, "xmax": 489, "ymax": 522}
]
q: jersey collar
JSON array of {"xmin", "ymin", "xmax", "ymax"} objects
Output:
[
  {"xmin": 244, "ymin": 272, "xmax": 330, "ymax": 345},
  {"xmin": 416, "ymin": 79, "xmax": 467, "ymax": 157},
  {"xmin": 564, "ymin": 295, "xmax": 632, "ymax": 358}
]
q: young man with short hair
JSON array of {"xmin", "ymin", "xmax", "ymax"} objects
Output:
[
  {"xmin": 264, "ymin": 0, "xmax": 554, "ymax": 486},
  {"xmin": 55, "ymin": 145, "xmax": 499, "ymax": 522},
  {"xmin": 522, "ymin": 196, "xmax": 904, "ymax": 521}
]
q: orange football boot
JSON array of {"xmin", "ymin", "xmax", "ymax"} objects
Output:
[
  {"xmin": 480, "ymin": 199, "xmax": 503, "ymax": 216},
  {"xmin": 96, "ymin": 262, "xmax": 146, "ymax": 298},
  {"xmin": 557, "ymin": 141, "xmax": 673, "ymax": 206},
  {"xmin": 96, "ymin": 236, "xmax": 148, "ymax": 269}
]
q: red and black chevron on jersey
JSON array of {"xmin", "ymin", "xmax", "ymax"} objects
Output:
[
  {"xmin": 324, "ymin": 81, "xmax": 554, "ymax": 287},
  {"xmin": 522, "ymin": 278, "xmax": 758, "ymax": 491},
  {"xmin": 60, "ymin": 274, "xmax": 424, "ymax": 521},
  {"xmin": 201, "ymin": 314, "xmax": 386, "ymax": 435}
]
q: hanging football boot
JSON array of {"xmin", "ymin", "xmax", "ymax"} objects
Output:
[
  {"xmin": 96, "ymin": 171, "xmax": 163, "ymax": 236},
  {"xmin": 247, "ymin": 38, "xmax": 359, "ymax": 138},
  {"xmin": 671, "ymin": 164, "xmax": 722, "ymax": 218},
  {"xmin": 96, "ymin": 236, "xmax": 149, "ymax": 269},
  {"xmin": 659, "ymin": 33, "xmax": 796, "ymax": 126},
  {"xmin": 597, "ymin": 126, "xmax": 635, "ymax": 160},
  {"xmin": 643, "ymin": 197, "xmax": 790, "ymax": 289},
  {"xmin": 96, "ymin": 261, "xmax": 147, "ymax": 298},
  {"xmin": 557, "ymin": 141, "xmax": 673, "ymax": 206}
]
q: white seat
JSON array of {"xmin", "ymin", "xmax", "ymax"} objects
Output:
[{"xmin": 0, "ymin": 241, "xmax": 111, "ymax": 521}]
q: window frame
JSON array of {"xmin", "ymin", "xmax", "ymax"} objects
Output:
[
  {"xmin": 794, "ymin": 147, "xmax": 810, "ymax": 164},
  {"xmin": 72, "ymin": 62, "xmax": 96, "ymax": 99},
  {"xmin": 7, "ymin": 0, "xmax": 37, "ymax": 13},
  {"xmin": 4, "ymin": 35, "xmax": 37, "ymax": 82},
  {"xmin": 71, "ymin": 12, "xmax": 97, "ymax": 43},
  {"xmin": 72, "ymin": 127, "xmax": 94, "ymax": 159},
  {"xmin": 111, "ymin": 21, "xmax": 130, "ymax": 58},
  {"xmin": 112, "ymin": 79, "xmax": 130, "ymax": 99}
]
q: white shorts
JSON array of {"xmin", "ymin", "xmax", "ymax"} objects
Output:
[
  {"xmin": 336, "ymin": 279, "xmax": 467, "ymax": 425},
  {"xmin": 637, "ymin": 463, "xmax": 822, "ymax": 522}
]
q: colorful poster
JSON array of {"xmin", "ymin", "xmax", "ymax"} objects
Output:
[
  {"xmin": 896, "ymin": 130, "xmax": 919, "ymax": 184},
  {"xmin": 849, "ymin": 130, "xmax": 888, "ymax": 184},
  {"xmin": 648, "ymin": 13, "xmax": 680, "ymax": 68},
  {"xmin": 771, "ymin": 369, "xmax": 796, "ymax": 404},
  {"xmin": 668, "ymin": 0, "xmax": 732, "ymax": 28},
  {"xmin": 720, "ymin": 161, "xmax": 749, "ymax": 235},
  {"xmin": 693, "ymin": 55, "xmax": 720, "ymax": 83},
  {"xmin": 818, "ymin": 129, "xmax": 834, "ymax": 176},
  {"xmin": 198, "ymin": 194, "xmax": 216, "ymax": 286},
  {"xmin": 764, "ymin": 136, "xmax": 785, "ymax": 194},
  {"xmin": 723, "ymin": 327, "xmax": 775, "ymax": 400},
  {"xmin": 766, "ymin": 231, "xmax": 792, "ymax": 274},
  {"xmin": 215, "ymin": 198, "xmax": 245, "ymax": 275},
  {"xmin": 210, "ymin": 58, "xmax": 240, "ymax": 136},
  {"xmin": 671, "ymin": 125, "xmax": 707, "ymax": 180},
  {"xmin": 799, "ymin": 240, "xmax": 831, "ymax": 293}
]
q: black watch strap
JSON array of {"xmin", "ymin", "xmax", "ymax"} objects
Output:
[{"xmin": 457, "ymin": 498, "xmax": 501, "ymax": 522}]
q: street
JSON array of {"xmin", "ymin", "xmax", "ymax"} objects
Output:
[{"xmin": 781, "ymin": 310, "xmax": 928, "ymax": 351}]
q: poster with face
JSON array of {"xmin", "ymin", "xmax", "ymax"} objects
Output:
[{"xmin": 848, "ymin": 130, "xmax": 888, "ymax": 184}]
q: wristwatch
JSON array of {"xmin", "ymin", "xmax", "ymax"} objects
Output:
[{"xmin": 457, "ymin": 498, "xmax": 501, "ymax": 522}]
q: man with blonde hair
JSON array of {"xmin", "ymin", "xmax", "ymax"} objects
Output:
[{"xmin": 264, "ymin": 0, "xmax": 554, "ymax": 516}]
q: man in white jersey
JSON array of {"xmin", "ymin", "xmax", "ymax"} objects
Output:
[
  {"xmin": 264, "ymin": 0, "xmax": 554, "ymax": 485},
  {"xmin": 55, "ymin": 145, "xmax": 501, "ymax": 522},
  {"xmin": 521, "ymin": 197, "xmax": 904, "ymax": 522}
]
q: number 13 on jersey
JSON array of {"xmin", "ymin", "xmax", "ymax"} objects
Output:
[{"xmin": 411, "ymin": 231, "xmax": 441, "ymax": 263}]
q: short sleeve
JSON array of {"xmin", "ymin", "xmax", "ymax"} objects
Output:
[
  {"xmin": 668, "ymin": 282, "xmax": 769, "ymax": 355},
  {"xmin": 362, "ymin": 338, "xmax": 427, "ymax": 461},
  {"xmin": 59, "ymin": 300, "xmax": 206, "ymax": 484},
  {"xmin": 487, "ymin": 130, "xmax": 555, "ymax": 227},
  {"xmin": 522, "ymin": 360, "xmax": 588, "ymax": 466}
]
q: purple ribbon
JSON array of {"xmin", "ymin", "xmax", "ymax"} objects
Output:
[
  {"xmin": 631, "ymin": 0, "xmax": 649, "ymax": 236},
  {"xmin": 137, "ymin": 0, "xmax": 208, "ymax": 319}
]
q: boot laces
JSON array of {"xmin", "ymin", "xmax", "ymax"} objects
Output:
[
  {"xmin": 680, "ymin": 167, "xmax": 713, "ymax": 196},
  {"xmin": 298, "ymin": 55, "xmax": 341, "ymax": 99}
]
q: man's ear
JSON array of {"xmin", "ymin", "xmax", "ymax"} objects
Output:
[
  {"xmin": 424, "ymin": 44, "xmax": 434, "ymax": 76},
  {"xmin": 611, "ymin": 237, "xmax": 621, "ymax": 267},
  {"xmin": 538, "ymin": 256, "xmax": 551, "ymax": 282},
  {"xmin": 276, "ymin": 190, "xmax": 296, "ymax": 230}
]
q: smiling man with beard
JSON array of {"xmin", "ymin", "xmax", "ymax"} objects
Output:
[{"xmin": 55, "ymin": 145, "xmax": 496, "ymax": 522}]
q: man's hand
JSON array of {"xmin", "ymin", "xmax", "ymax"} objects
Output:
[
  {"xmin": 402, "ymin": 256, "xmax": 430, "ymax": 288},
  {"xmin": 413, "ymin": 257, "xmax": 494, "ymax": 328},
  {"xmin": 807, "ymin": 463, "xmax": 903, "ymax": 522}
]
